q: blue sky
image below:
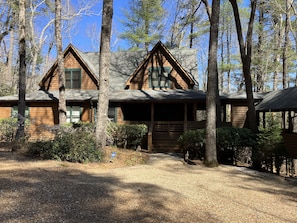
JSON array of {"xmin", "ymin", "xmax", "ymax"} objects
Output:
[{"xmin": 66, "ymin": 1, "xmax": 128, "ymax": 52}]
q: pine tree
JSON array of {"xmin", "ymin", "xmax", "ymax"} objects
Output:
[{"xmin": 120, "ymin": 0, "xmax": 165, "ymax": 51}]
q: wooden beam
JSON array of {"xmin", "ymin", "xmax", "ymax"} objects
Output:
[
  {"xmin": 184, "ymin": 103, "xmax": 187, "ymax": 132},
  {"xmin": 148, "ymin": 103, "xmax": 154, "ymax": 152}
]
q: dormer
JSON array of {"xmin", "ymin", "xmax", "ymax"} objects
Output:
[
  {"xmin": 39, "ymin": 44, "xmax": 99, "ymax": 91},
  {"xmin": 125, "ymin": 41, "xmax": 196, "ymax": 90}
]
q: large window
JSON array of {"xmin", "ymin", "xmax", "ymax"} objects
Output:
[
  {"xmin": 66, "ymin": 106, "xmax": 81, "ymax": 123},
  {"xmin": 65, "ymin": 69, "xmax": 81, "ymax": 89},
  {"xmin": 12, "ymin": 106, "xmax": 29, "ymax": 118},
  {"xmin": 149, "ymin": 67, "xmax": 171, "ymax": 89}
]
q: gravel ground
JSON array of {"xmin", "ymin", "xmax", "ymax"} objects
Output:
[{"xmin": 0, "ymin": 152, "xmax": 297, "ymax": 223}]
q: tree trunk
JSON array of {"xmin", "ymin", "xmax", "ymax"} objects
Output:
[
  {"xmin": 229, "ymin": 0, "xmax": 257, "ymax": 133},
  {"xmin": 15, "ymin": 0, "xmax": 26, "ymax": 140},
  {"xmin": 205, "ymin": 0, "xmax": 220, "ymax": 167},
  {"xmin": 256, "ymin": 1, "xmax": 264, "ymax": 92},
  {"xmin": 283, "ymin": 0, "xmax": 290, "ymax": 89},
  {"xmin": 96, "ymin": 0, "xmax": 113, "ymax": 152},
  {"xmin": 55, "ymin": 0, "xmax": 67, "ymax": 125}
]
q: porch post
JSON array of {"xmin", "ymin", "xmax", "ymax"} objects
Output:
[
  {"xmin": 193, "ymin": 102, "xmax": 197, "ymax": 121},
  {"xmin": 148, "ymin": 103, "xmax": 154, "ymax": 152},
  {"xmin": 184, "ymin": 103, "xmax": 187, "ymax": 132}
]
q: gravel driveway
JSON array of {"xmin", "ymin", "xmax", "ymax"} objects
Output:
[{"xmin": 0, "ymin": 152, "xmax": 296, "ymax": 223}]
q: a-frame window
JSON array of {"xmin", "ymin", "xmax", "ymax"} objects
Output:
[
  {"xmin": 65, "ymin": 69, "xmax": 81, "ymax": 89},
  {"xmin": 149, "ymin": 67, "xmax": 171, "ymax": 89}
]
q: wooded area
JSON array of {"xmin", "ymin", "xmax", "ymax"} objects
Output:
[
  {"xmin": 1, "ymin": 0, "xmax": 297, "ymax": 164},
  {"xmin": 1, "ymin": 0, "xmax": 297, "ymax": 96}
]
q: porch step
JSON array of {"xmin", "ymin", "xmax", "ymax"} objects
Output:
[{"xmin": 153, "ymin": 141, "xmax": 181, "ymax": 152}]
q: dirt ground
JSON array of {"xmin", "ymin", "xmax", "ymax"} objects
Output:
[{"xmin": 0, "ymin": 148, "xmax": 297, "ymax": 223}]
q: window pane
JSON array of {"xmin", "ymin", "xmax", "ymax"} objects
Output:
[
  {"xmin": 12, "ymin": 106, "xmax": 29, "ymax": 118},
  {"xmin": 150, "ymin": 67, "xmax": 171, "ymax": 89},
  {"xmin": 66, "ymin": 106, "xmax": 81, "ymax": 123},
  {"xmin": 72, "ymin": 106, "xmax": 81, "ymax": 123},
  {"xmin": 72, "ymin": 80, "xmax": 80, "ymax": 89},
  {"xmin": 65, "ymin": 70, "xmax": 81, "ymax": 89}
]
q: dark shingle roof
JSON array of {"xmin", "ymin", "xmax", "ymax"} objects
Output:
[
  {"xmin": 0, "ymin": 44, "xmax": 199, "ymax": 103},
  {"xmin": 76, "ymin": 46, "xmax": 198, "ymax": 92},
  {"xmin": 256, "ymin": 87, "xmax": 297, "ymax": 112},
  {"xmin": 0, "ymin": 89, "xmax": 207, "ymax": 103},
  {"xmin": 221, "ymin": 91, "xmax": 267, "ymax": 101}
]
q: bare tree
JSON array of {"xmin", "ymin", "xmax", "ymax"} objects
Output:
[
  {"xmin": 55, "ymin": 0, "xmax": 66, "ymax": 125},
  {"xmin": 205, "ymin": 0, "xmax": 220, "ymax": 167},
  {"xmin": 229, "ymin": 0, "xmax": 257, "ymax": 133},
  {"xmin": 15, "ymin": 0, "xmax": 27, "ymax": 140},
  {"xmin": 96, "ymin": 0, "xmax": 113, "ymax": 152}
]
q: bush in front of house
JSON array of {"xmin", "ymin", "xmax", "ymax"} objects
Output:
[
  {"xmin": 178, "ymin": 129, "xmax": 205, "ymax": 160},
  {"xmin": 0, "ymin": 118, "xmax": 30, "ymax": 142},
  {"xmin": 255, "ymin": 117, "xmax": 286, "ymax": 173},
  {"xmin": 0, "ymin": 118, "xmax": 17, "ymax": 141},
  {"xmin": 178, "ymin": 127, "xmax": 256, "ymax": 163},
  {"xmin": 216, "ymin": 127, "xmax": 256, "ymax": 164},
  {"xmin": 113, "ymin": 124, "xmax": 148, "ymax": 149},
  {"xmin": 27, "ymin": 125, "xmax": 101, "ymax": 163}
]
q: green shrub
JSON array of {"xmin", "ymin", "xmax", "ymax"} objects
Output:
[
  {"xmin": 114, "ymin": 124, "xmax": 148, "ymax": 149},
  {"xmin": 0, "ymin": 118, "xmax": 17, "ymax": 141},
  {"xmin": 178, "ymin": 129, "xmax": 205, "ymax": 159},
  {"xmin": 216, "ymin": 127, "xmax": 256, "ymax": 164},
  {"xmin": 178, "ymin": 127, "xmax": 256, "ymax": 163},
  {"xmin": 27, "ymin": 125, "xmax": 101, "ymax": 163},
  {"xmin": 256, "ymin": 116, "xmax": 286, "ymax": 173},
  {"xmin": 0, "ymin": 118, "xmax": 30, "ymax": 142}
]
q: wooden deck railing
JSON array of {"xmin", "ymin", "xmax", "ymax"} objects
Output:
[{"xmin": 121, "ymin": 120, "xmax": 232, "ymax": 152}]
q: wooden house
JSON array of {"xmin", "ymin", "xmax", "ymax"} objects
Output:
[{"xmin": 0, "ymin": 41, "xmax": 262, "ymax": 152}]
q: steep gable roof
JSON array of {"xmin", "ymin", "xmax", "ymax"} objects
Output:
[
  {"xmin": 125, "ymin": 41, "xmax": 197, "ymax": 88},
  {"xmin": 39, "ymin": 42, "xmax": 198, "ymax": 92},
  {"xmin": 39, "ymin": 44, "xmax": 99, "ymax": 89}
]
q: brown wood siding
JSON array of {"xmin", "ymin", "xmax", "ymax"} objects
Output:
[
  {"xmin": 28, "ymin": 102, "xmax": 58, "ymax": 140},
  {"xmin": 116, "ymin": 107, "xmax": 124, "ymax": 124},
  {"xmin": 231, "ymin": 104, "xmax": 248, "ymax": 128},
  {"xmin": 81, "ymin": 102, "xmax": 92, "ymax": 122},
  {"xmin": 42, "ymin": 51, "xmax": 97, "ymax": 90},
  {"xmin": 0, "ymin": 105, "xmax": 12, "ymax": 118},
  {"xmin": 129, "ymin": 49, "xmax": 190, "ymax": 90}
]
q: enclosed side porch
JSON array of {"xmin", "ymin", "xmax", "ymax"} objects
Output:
[{"xmin": 112, "ymin": 101, "xmax": 231, "ymax": 152}]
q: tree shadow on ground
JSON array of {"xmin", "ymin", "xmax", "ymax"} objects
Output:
[{"xmin": 0, "ymin": 155, "xmax": 217, "ymax": 223}]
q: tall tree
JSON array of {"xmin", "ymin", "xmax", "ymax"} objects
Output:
[
  {"xmin": 229, "ymin": 0, "xmax": 257, "ymax": 133},
  {"xmin": 205, "ymin": 0, "xmax": 220, "ymax": 167},
  {"xmin": 96, "ymin": 0, "xmax": 113, "ymax": 152},
  {"xmin": 282, "ymin": 0, "xmax": 291, "ymax": 89},
  {"xmin": 120, "ymin": 0, "xmax": 165, "ymax": 51},
  {"xmin": 15, "ymin": 0, "xmax": 27, "ymax": 140},
  {"xmin": 55, "ymin": 0, "xmax": 66, "ymax": 125}
]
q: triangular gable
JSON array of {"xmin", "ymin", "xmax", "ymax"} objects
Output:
[
  {"xmin": 125, "ymin": 41, "xmax": 196, "ymax": 89},
  {"xmin": 39, "ymin": 44, "xmax": 99, "ymax": 90}
]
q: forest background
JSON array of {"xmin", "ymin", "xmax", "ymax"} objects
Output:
[{"xmin": 0, "ymin": 0, "xmax": 296, "ymax": 96}]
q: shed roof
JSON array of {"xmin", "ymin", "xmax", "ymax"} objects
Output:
[
  {"xmin": 256, "ymin": 87, "xmax": 297, "ymax": 112},
  {"xmin": 221, "ymin": 91, "xmax": 267, "ymax": 101}
]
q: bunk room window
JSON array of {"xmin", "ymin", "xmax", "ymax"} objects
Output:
[
  {"xmin": 149, "ymin": 67, "xmax": 171, "ymax": 89},
  {"xmin": 65, "ymin": 69, "xmax": 81, "ymax": 89}
]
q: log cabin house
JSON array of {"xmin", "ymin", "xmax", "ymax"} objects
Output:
[{"xmin": 0, "ymin": 41, "xmax": 263, "ymax": 152}]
